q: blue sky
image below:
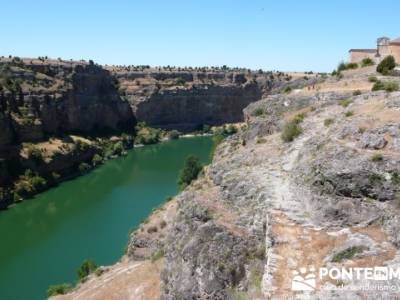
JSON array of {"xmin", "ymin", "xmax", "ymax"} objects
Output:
[{"xmin": 1, "ymin": 0, "xmax": 399, "ymax": 72}]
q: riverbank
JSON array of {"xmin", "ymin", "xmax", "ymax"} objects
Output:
[{"xmin": 1, "ymin": 122, "xmax": 239, "ymax": 211}]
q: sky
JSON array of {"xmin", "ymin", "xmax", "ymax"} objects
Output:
[{"xmin": 1, "ymin": 0, "xmax": 399, "ymax": 72}]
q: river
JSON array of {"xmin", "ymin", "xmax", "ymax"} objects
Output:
[{"xmin": 0, "ymin": 136, "xmax": 214, "ymax": 300}]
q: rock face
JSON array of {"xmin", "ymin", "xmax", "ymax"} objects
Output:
[
  {"xmin": 112, "ymin": 68, "xmax": 305, "ymax": 131},
  {"xmin": 0, "ymin": 62, "xmax": 135, "ymax": 151},
  {"xmin": 156, "ymin": 78, "xmax": 400, "ymax": 298},
  {"xmin": 134, "ymin": 82, "xmax": 262, "ymax": 131}
]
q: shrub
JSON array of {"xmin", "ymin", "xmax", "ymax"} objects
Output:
[
  {"xmin": 78, "ymin": 162, "xmax": 91, "ymax": 173},
  {"xmin": 151, "ymin": 249, "xmax": 165, "ymax": 262},
  {"xmin": 14, "ymin": 170, "xmax": 47, "ymax": 197},
  {"xmin": 135, "ymin": 126, "xmax": 161, "ymax": 145},
  {"xmin": 370, "ymin": 153, "xmax": 383, "ymax": 162},
  {"xmin": 92, "ymin": 154, "xmax": 103, "ymax": 166},
  {"xmin": 160, "ymin": 220, "xmax": 167, "ymax": 229},
  {"xmin": 324, "ymin": 118, "xmax": 334, "ymax": 127},
  {"xmin": 353, "ymin": 90, "xmax": 362, "ymax": 96},
  {"xmin": 112, "ymin": 141, "xmax": 124, "ymax": 156},
  {"xmin": 77, "ymin": 259, "xmax": 97, "ymax": 281},
  {"xmin": 47, "ymin": 283, "xmax": 72, "ymax": 297},
  {"xmin": 52, "ymin": 172, "xmax": 61, "ymax": 181},
  {"xmin": 75, "ymin": 140, "xmax": 91, "ymax": 152},
  {"xmin": 372, "ymin": 80, "xmax": 399, "ymax": 92},
  {"xmin": 176, "ymin": 77, "xmax": 186, "ymax": 86},
  {"xmin": 177, "ymin": 155, "xmax": 203, "ymax": 189},
  {"xmin": 337, "ymin": 61, "xmax": 347, "ymax": 72},
  {"xmin": 337, "ymin": 61, "xmax": 358, "ymax": 72},
  {"xmin": 377, "ymin": 55, "xmax": 396, "ymax": 75},
  {"xmin": 346, "ymin": 63, "xmax": 358, "ymax": 70},
  {"xmin": 368, "ymin": 76, "xmax": 378, "ymax": 83},
  {"xmin": 252, "ymin": 108, "xmax": 264, "ymax": 117},
  {"xmin": 281, "ymin": 121, "xmax": 302, "ymax": 142},
  {"xmin": 147, "ymin": 226, "xmax": 158, "ymax": 233},
  {"xmin": 391, "ymin": 172, "xmax": 400, "ymax": 184},
  {"xmin": 361, "ymin": 57, "xmax": 374, "ymax": 67},
  {"xmin": 168, "ymin": 130, "xmax": 180, "ymax": 140},
  {"xmin": 345, "ymin": 111, "xmax": 354, "ymax": 117},
  {"xmin": 372, "ymin": 80, "xmax": 385, "ymax": 91},
  {"xmin": 202, "ymin": 124, "xmax": 211, "ymax": 133},
  {"xmin": 339, "ymin": 99, "xmax": 352, "ymax": 107},
  {"xmin": 292, "ymin": 112, "xmax": 306, "ymax": 124},
  {"xmin": 224, "ymin": 124, "xmax": 237, "ymax": 135},
  {"xmin": 25, "ymin": 144, "xmax": 43, "ymax": 162},
  {"xmin": 384, "ymin": 81, "xmax": 399, "ymax": 92},
  {"xmin": 331, "ymin": 246, "xmax": 364, "ymax": 263},
  {"xmin": 283, "ymin": 86, "xmax": 292, "ymax": 94}
]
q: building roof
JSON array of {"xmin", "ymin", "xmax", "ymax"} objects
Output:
[
  {"xmin": 390, "ymin": 37, "xmax": 400, "ymax": 44},
  {"xmin": 348, "ymin": 49, "xmax": 376, "ymax": 53}
]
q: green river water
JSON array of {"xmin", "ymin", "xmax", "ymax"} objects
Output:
[{"xmin": 0, "ymin": 136, "xmax": 214, "ymax": 300}]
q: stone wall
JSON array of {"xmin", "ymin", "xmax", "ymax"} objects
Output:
[
  {"xmin": 348, "ymin": 50, "xmax": 376, "ymax": 63},
  {"xmin": 389, "ymin": 44, "xmax": 400, "ymax": 63}
]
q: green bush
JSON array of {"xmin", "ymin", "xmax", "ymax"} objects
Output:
[
  {"xmin": 224, "ymin": 124, "xmax": 237, "ymax": 135},
  {"xmin": 77, "ymin": 259, "xmax": 97, "ymax": 281},
  {"xmin": 112, "ymin": 141, "xmax": 124, "ymax": 156},
  {"xmin": 377, "ymin": 55, "xmax": 396, "ymax": 75},
  {"xmin": 353, "ymin": 90, "xmax": 362, "ymax": 96},
  {"xmin": 292, "ymin": 112, "xmax": 306, "ymax": 124},
  {"xmin": 78, "ymin": 162, "xmax": 91, "ymax": 173},
  {"xmin": 283, "ymin": 86, "xmax": 292, "ymax": 94},
  {"xmin": 151, "ymin": 249, "xmax": 165, "ymax": 262},
  {"xmin": 339, "ymin": 99, "xmax": 352, "ymax": 107},
  {"xmin": 135, "ymin": 126, "xmax": 161, "ymax": 145},
  {"xmin": 370, "ymin": 153, "xmax": 383, "ymax": 162},
  {"xmin": 177, "ymin": 155, "xmax": 203, "ymax": 190},
  {"xmin": 361, "ymin": 58, "xmax": 374, "ymax": 67},
  {"xmin": 14, "ymin": 170, "xmax": 47, "ymax": 197},
  {"xmin": 168, "ymin": 130, "xmax": 180, "ymax": 140},
  {"xmin": 281, "ymin": 121, "xmax": 302, "ymax": 142},
  {"xmin": 47, "ymin": 283, "xmax": 72, "ymax": 297},
  {"xmin": 75, "ymin": 140, "xmax": 91, "ymax": 152},
  {"xmin": 368, "ymin": 76, "xmax": 378, "ymax": 83},
  {"xmin": 92, "ymin": 154, "xmax": 103, "ymax": 166},
  {"xmin": 324, "ymin": 118, "xmax": 334, "ymax": 127},
  {"xmin": 25, "ymin": 144, "xmax": 43, "ymax": 162},
  {"xmin": 345, "ymin": 111, "xmax": 354, "ymax": 117},
  {"xmin": 337, "ymin": 61, "xmax": 358, "ymax": 72},
  {"xmin": 372, "ymin": 80, "xmax": 399, "ymax": 92},
  {"xmin": 252, "ymin": 108, "xmax": 264, "ymax": 117},
  {"xmin": 384, "ymin": 81, "xmax": 399, "ymax": 92},
  {"xmin": 346, "ymin": 63, "xmax": 358, "ymax": 70},
  {"xmin": 331, "ymin": 246, "xmax": 364, "ymax": 263}
]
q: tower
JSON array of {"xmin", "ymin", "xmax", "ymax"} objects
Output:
[{"xmin": 377, "ymin": 37, "xmax": 391, "ymax": 58}]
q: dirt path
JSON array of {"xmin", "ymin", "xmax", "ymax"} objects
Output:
[{"xmin": 52, "ymin": 258, "xmax": 162, "ymax": 300}]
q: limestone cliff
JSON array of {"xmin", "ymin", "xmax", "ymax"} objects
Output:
[{"xmin": 112, "ymin": 68, "xmax": 302, "ymax": 131}]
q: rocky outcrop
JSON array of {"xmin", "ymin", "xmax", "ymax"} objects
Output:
[
  {"xmin": 0, "ymin": 62, "xmax": 135, "ymax": 150},
  {"xmin": 134, "ymin": 82, "xmax": 262, "ymax": 131},
  {"xmin": 113, "ymin": 69, "xmax": 309, "ymax": 131},
  {"xmin": 158, "ymin": 85, "xmax": 400, "ymax": 299}
]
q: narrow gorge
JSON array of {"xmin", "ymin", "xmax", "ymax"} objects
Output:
[{"xmin": 0, "ymin": 57, "xmax": 299, "ymax": 209}]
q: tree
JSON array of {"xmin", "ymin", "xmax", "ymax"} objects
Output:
[
  {"xmin": 77, "ymin": 259, "xmax": 97, "ymax": 281},
  {"xmin": 178, "ymin": 155, "xmax": 203, "ymax": 190},
  {"xmin": 377, "ymin": 55, "xmax": 396, "ymax": 75},
  {"xmin": 47, "ymin": 284, "xmax": 72, "ymax": 296}
]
